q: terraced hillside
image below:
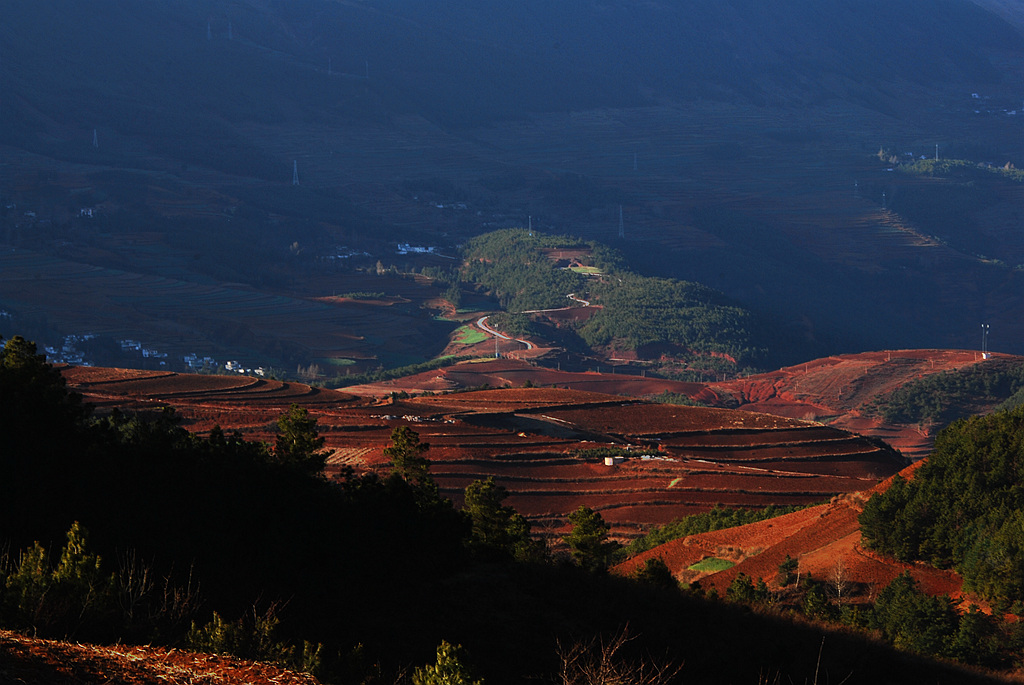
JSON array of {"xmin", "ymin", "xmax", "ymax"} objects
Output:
[
  {"xmin": 613, "ymin": 461, "xmax": 973, "ymax": 609},
  {"xmin": 65, "ymin": 369, "xmax": 903, "ymax": 542},
  {"xmin": 345, "ymin": 350, "xmax": 1024, "ymax": 462},
  {"xmin": 710, "ymin": 349, "xmax": 1022, "ymax": 459}
]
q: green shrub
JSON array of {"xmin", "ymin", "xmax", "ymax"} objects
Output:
[
  {"xmin": 413, "ymin": 640, "xmax": 483, "ymax": 685},
  {"xmin": 185, "ymin": 606, "xmax": 298, "ymax": 666},
  {"xmin": 1, "ymin": 522, "xmax": 116, "ymax": 639}
]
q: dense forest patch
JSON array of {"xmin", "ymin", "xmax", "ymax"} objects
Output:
[
  {"xmin": 865, "ymin": 357, "xmax": 1024, "ymax": 426},
  {"xmin": 459, "ymin": 229, "xmax": 767, "ymax": 372},
  {"xmin": 861, "ymin": 405, "xmax": 1024, "ymax": 607}
]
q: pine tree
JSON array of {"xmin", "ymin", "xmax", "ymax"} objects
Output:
[
  {"xmin": 464, "ymin": 477, "xmax": 546, "ymax": 562},
  {"xmin": 385, "ymin": 426, "xmax": 432, "ymax": 487},
  {"xmin": 564, "ymin": 506, "xmax": 619, "ymax": 573},
  {"xmin": 274, "ymin": 404, "xmax": 328, "ymax": 475}
]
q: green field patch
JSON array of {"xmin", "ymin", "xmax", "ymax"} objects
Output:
[
  {"xmin": 454, "ymin": 325, "xmax": 487, "ymax": 345},
  {"xmin": 688, "ymin": 557, "xmax": 735, "ymax": 573},
  {"xmin": 569, "ymin": 265, "xmax": 603, "ymax": 275},
  {"xmin": 321, "ymin": 358, "xmax": 357, "ymax": 367},
  {"xmin": 668, "ymin": 478, "xmax": 683, "ymax": 488}
]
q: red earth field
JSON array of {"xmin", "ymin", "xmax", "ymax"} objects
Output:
[
  {"xmin": 613, "ymin": 460, "xmax": 977, "ymax": 609},
  {"xmin": 346, "ymin": 350, "xmax": 1022, "ymax": 461},
  {"xmin": 343, "ymin": 358, "xmax": 716, "ymax": 400},
  {"xmin": 711, "ymin": 349, "xmax": 1013, "ymax": 460},
  {"xmin": 63, "ymin": 366, "xmax": 904, "ymax": 543}
]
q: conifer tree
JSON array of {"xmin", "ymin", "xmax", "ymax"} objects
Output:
[
  {"xmin": 275, "ymin": 404, "xmax": 328, "ymax": 475},
  {"xmin": 412, "ymin": 640, "xmax": 483, "ymax": 685},
  {"xmin": 564, "ymin": 506, "xmax": 619, "ymax": 573},
  {"xmin": 464, "ymin": 477, "xmax": 546, "ymax": 562},
  {"xmin": 385, "ymin": 425, "xmax": 432, "ymax": 487}
]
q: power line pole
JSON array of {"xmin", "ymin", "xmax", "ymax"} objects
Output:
[{"xmin": 292, "ymin": 160, "xmax": 300, "ymax": 186}]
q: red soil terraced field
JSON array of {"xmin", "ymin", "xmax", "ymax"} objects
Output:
[
  {"xmin": 343, "ymin": 358, "xmax": 715, "ymax": 400},
  {"xmin": 614, "ymin": 461, "xmax": 975, "ymax": 608},
  {"xmin": 0, "ymin": 629, "xmax": 317, "ymax": 685},
  {"xmin": 62, "ymin": 366, "xmax": 373, "ymax": 444},
  {"xmin": 711, "ymin": 349, "xmax": 1019, "ymax": 460},
  {"xmin": 62, "ymin": 372, "xmax": 905, "ymax": 544}
]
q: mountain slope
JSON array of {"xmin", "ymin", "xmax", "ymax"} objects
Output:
[
  {"xmin": 1, "ymin": 0, "xmax": 1023, "ymax": 372},
  {"xmin": 614, "ymin": 461, "xmax": 970, "ymax": 603},
  {"xmin": 971, "ymin": 0, "xmax": 1024, "ymax": 34}
]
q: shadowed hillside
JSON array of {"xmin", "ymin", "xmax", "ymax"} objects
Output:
[{"xmin": 1, "ymin": 0, "xmax": 1023, "ymax": 375}]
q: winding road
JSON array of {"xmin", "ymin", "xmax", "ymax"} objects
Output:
[
  {"xmin": 476, "ymin": 316, "xmax": 535, "ymax": 351},
  {"xmin": 476, "ymin": 293, "xmax": 594, "ymax": 354}
]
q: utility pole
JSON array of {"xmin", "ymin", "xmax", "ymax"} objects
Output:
[
  {"xmin": 92, "ymin": 129, "xmax": 98, "ymax": 148},
  {"xmin": 292, "ymin": 160, "xmax": 299, "ymax": 186},
  {"xmin": 618, "ymin": 205, "xmax": 624, "ymax": 239}
]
